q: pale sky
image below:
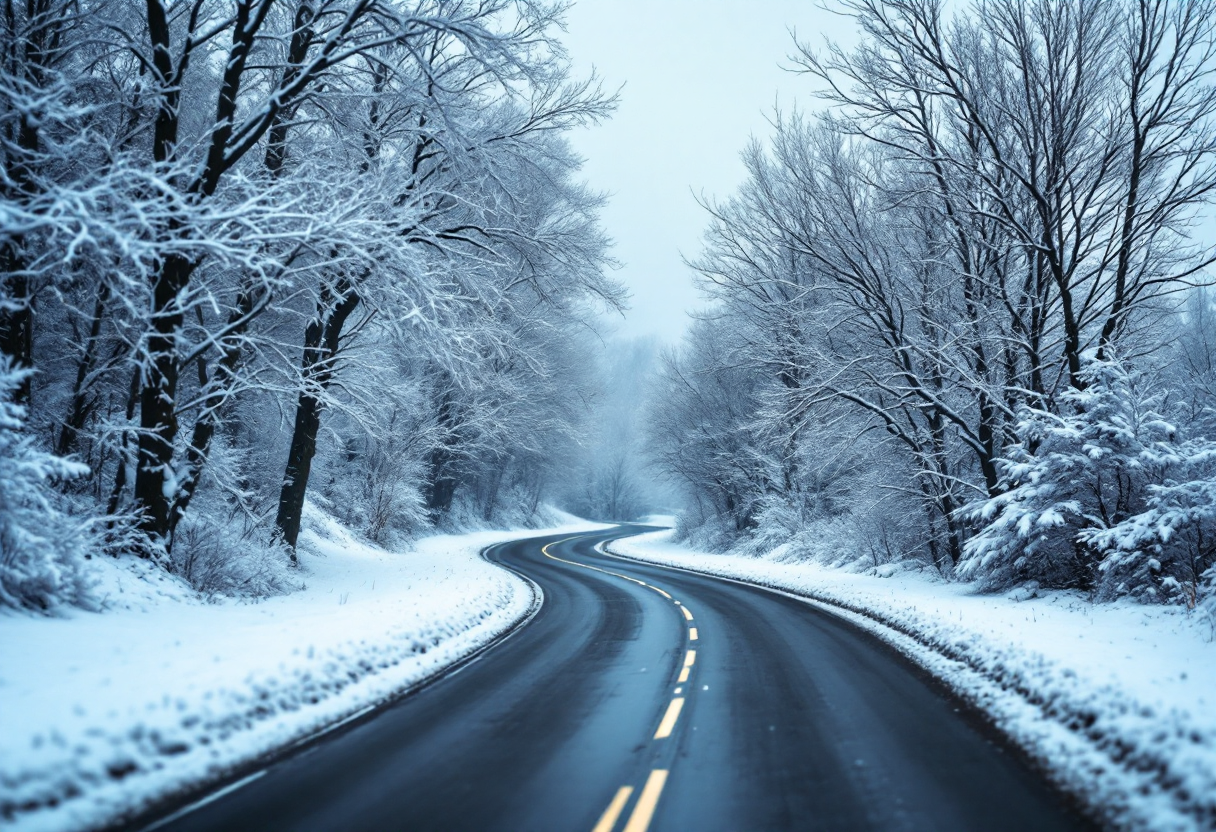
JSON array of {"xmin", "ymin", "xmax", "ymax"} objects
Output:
[{"xmin": 562, "ymin": 0, "xmax": 861, "ymax": 342}]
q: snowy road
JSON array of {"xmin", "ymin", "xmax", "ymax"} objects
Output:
[{"xmin": 126, "ymin": 526, "xmax": 1095, "ymax": 832}]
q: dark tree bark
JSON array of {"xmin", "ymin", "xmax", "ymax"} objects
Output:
[
  {"xmin": 133, "ymin": 250, "xmax": 194, "ymax": 543},
  {"xmin": 0, "ymin": 267, "xmax": 32, "ymax": 392},
  {"xmin": 56, "ymin": 281, "xmax": 109, "ymax": 457},
  {"xmin": 0, "ymin": 0, "xmax": 60, "ymax": 401},
  {"xmin": 273, "ymin": 281, "xmax": 361, "ymax": 555},
  {"xmin": 424, "ymin": 387, "xmax": 459, "ymax": 520},
  {"xmin": 166, "ymin": 287, "xmax": 267, "ymax": 539}
]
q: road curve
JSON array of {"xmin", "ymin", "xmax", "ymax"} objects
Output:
[{"xmin": 128, "ymin": 525, "xmax": 1095, "ymax": 832}]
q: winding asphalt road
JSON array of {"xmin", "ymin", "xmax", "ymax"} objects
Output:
[{"xmin": 132, "ymin": 525, "xmax": 1095, "ymax": 832}]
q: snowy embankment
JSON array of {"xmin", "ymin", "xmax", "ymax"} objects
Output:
[
  {"xmin": 610, "ymin": 529, "xmax": 1215, "ymax": 832},
  {"xmin": 1, "ymin": 513, "xmax": 606, "ymax": 832}
]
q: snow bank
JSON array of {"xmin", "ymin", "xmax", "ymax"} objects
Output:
[
  {"xmin": 0, "ymin": 513, "xmax": 606, "ymax": 832},
  {"xmin": 609, "ymin": 530, "xmax": 1216, "ymax": 832}
]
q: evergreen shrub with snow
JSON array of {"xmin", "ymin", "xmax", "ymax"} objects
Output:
[
  {"xmin": 962, "ymin": 356, "xmax": 1216, "ymax": 603},
  {"xmin": 1086, "ymin": 443, "xmax": 1216, "ymax": 604},
  {"xmin": 0, "ymin": 361, "xmax": 96, "ymax": 611}
]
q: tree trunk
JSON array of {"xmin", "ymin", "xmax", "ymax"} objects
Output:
[
  {"xmin": 273, "ymin": 282, "xmax": 360, "ymax": 555},
  {"xmin": 0, "ymin": 28, "xmax": 47, "ymax": 403},
  {"xmin": 167, "ymin": 286, "xmax": 263, "ymax": 540},
  {"xmin": 274, "ymin": 381, "xmax": 324, "ymax": 556},
  {"xmin": 424, "ymin": 388, "xmax": 458, "ymax": 521},
  {"xmin": 57, "ymin": 280, "xmax": 109, "ymax": 457},
  {"xmin": 132, "ymin": 251, "xmax": 194, "ymax": 550},
  {"xmin": 0, "ymin": 264, "xmax": 32, "ymax": 401}
]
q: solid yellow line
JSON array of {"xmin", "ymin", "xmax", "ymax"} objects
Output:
[
  {"xmin": 622, "ymin": 769, "xmax": 668, "ymax": 832},
  {"xmin": 680, "ymin": 606, "xmax": 693, "ymax": 621},
  {"xmin": 591, "ymin": 785, "xmax": 634, "ymax": 832},
  {"xmin": 684, "ymin": 649, "xmax": 696, "ymax": 667},
  {"xmin": 678, "ymin": 667, "xmax": 690, "ymax": 683},
  {"xmin": 654, "ymin": 697, "xmax": 685, "ymax": 739},
  {"xmin": 542, "ymin": 540, "xmax": 640, "ymax": 584},
  {"xmin": 689, "ymin": 627, "xmax": 698, "ymax": 641},
  {"xmin": 543, "ymin": 541, "xmax": 684, "ymax": 610},
  {"xmin": 542, "ymin": 541, "xmax": 661, "ymax": 594}
]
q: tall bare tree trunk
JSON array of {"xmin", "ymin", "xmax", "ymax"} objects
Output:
[{"xmin": 273, "ymin": 282, "xmax": 360, "ymax": 555}]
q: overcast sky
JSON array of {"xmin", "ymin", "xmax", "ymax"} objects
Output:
[{"xmin": 561, "ymin": 0, "xmax": 860, "ymax": 342}]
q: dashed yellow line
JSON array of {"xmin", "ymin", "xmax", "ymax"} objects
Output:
[
  {"xmin": 543, "ymin": 537, "xmax": 689, "ymax": 832},
  {"xmin": 621, "ymin": 770, "xmax": 668, "ymax": 832},
  {"xmin": 677, "ymin": 649, "xmax": 695, "ymax": 682},
  {"xmin": 592, "ymin": 786, "xmax": 634, "ymax": 832},
  {"xmin": 653, "ymin": 697, "xmax": 685, "ymax": 739}
]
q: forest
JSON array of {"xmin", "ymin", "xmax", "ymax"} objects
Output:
[
  {"xmin": 4, "ymin": 0, "xmax": 1216, "ymax": 615},
  {"xmin": 645, "ymin": 0, "xmax": 1216, "ymax": 607},
  {"xmin": 0, "ymin": 0, "xmax": 663, "ymax": 608}
]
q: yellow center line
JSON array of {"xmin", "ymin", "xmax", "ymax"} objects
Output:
[
  {"xmin": 653, "ymin": 697, "xmax": 685, "ymax": 739},
  {"xmin": 621, "ymin": 769, "xmax": 669, "ymax": 832},
  {"xmin": 542, "ymin": 536, "xmax": 691, "ymax": 828},
  {"xmin": 591, "ymin": 786, "xmax": 634, "ymax": 832},
  {"xmin": 542, "ymin": 540, "xmax": 669, "ymax": 598}
]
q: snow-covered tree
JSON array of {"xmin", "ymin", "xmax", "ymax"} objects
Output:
[
  {"xmin": 0, "ymin": 360, "xmax": 93, "ymax": 610},
  {"xmin": 961, "ymin": 356, "xmax": 1177, "ymax": 590},
  {"xmin": 645, "ymin": 319, "xmax": 771, "ymax": 536},
  {"xmin": 1086, "ymin": 440, "xmax": 1216, "ymax": 603},
  {"xmin": 0, "ymin": 0, "xmax": 623, "ymax": 598},
  {"xmin": 563, "ymin": 337, "xmax": 668, "ymax": 522},
  {"xmin": 647, "ymin": 0, "xmax": 1216, "ymax": 597}
]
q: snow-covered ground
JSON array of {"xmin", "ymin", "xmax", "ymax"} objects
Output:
[
  {"xmin": 609, "ymin": 529, "xmax": 1216, "ymax": 832},
  {"xmin": 0, "ymin": 512, "xmax": 607, "ymax": 832}
]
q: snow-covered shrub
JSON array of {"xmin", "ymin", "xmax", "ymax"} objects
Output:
[
  {"xmin": 672, "ymin": 507, "xmax": 739, "ymax": 554},
  {"xmin": 316, "ymin": 430, "xmax": 429, "ymax": 548},
  {"xmin": 160, "ymin": 427, "xmax": 298, "ymax": 599},
  {"xmin": 1085, "ymin": 443, "xmax": 1216, "ymax": 603},
  {"xmin": 170, "ymin": 518, "xmax": 299, "ymax": 600},
  {"xmin": 0, "ymin": 361, "xmax": 96, "ymax": 611},
  {"xmin": 961, "ymin": 357, "xmax": 1175, "ymax": 591}
]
